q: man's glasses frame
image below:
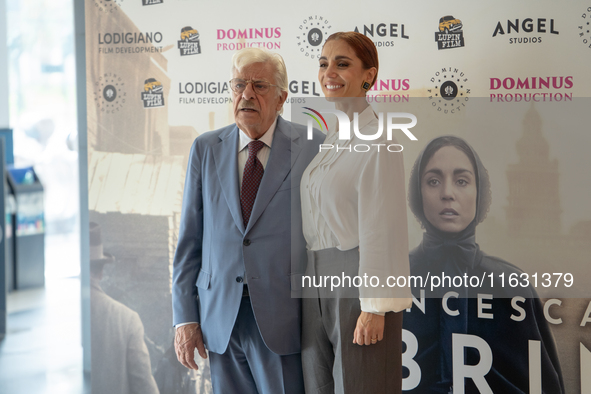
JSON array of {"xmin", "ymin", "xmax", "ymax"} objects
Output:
[{"xmin": 229, "ymin": 78, "xmax": 278, "ymax": 95}]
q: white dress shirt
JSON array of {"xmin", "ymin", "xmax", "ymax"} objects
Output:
[{"xmin": 300, "ymin": 105, "xmax": 412, "ymax": 314}]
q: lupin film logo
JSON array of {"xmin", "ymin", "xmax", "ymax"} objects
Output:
[
  {"xmin": 435, "ymin": 15, "xmax": 465, "ymax": 50},
  {"xmin": 296, "ymin": 16, "xmax": 332, "ymax": 59},
  {"xmin": 142, "ymin": 0, "xmax": 162, "ymax": 5},
  {"xmin": 428, "ymin": 68, "xmax": 470, "ymax": 114},
  {"xmin": 94, "ymin": 0, "xmax": 123, "ymax": 14},
  {"xmin": 94, "ymin": 73, "xmax": 126, "ymax": 114},
  {"xmin": 578, "ymin": 7, "xmax": 591, "ymax": 49},
  {"xmin": 141, "ymin": 78, "xmax": 165, "ymax": 108},
  {"xmin": 178, "ymin": 26, "xmax": 201, "ymax": 56}
]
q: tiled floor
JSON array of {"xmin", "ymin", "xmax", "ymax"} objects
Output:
[{"xmin": 0, "ymin": 232, "xmax": 89, "ymax": 394}]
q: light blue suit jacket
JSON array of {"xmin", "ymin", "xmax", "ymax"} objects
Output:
[{"xmin": 172, "ymin": 117, "xmax": 324, "ymax": 355}]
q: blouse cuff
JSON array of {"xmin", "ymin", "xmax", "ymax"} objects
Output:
[{"xmin": 360, "ymin": 297, "xmax": 413, "ymax": 314}]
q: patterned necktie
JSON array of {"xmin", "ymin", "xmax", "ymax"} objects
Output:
[{"xmin": 240, "ymin": 140, "xmax": 265, "ymax": 228}]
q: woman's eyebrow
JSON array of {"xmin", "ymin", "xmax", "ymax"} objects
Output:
[
  {"xmin": 423, "ymin": 168, "xmax": 474, "ymax": 177},
  {"xmin": 454, "ymin": 168, "xmax": 474, "ymax": 176},
  {"xmin": 423, "ymin": 168, "xmax": 443, "ymax": 177}
]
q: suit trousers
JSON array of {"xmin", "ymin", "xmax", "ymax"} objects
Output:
[
  {"xmin": 302, "ymin": 248, "xmax": 403, "ymax": 394},
  {"xmin": 209, "ymin": 296, "xmax": 305, "ymax": 394}
]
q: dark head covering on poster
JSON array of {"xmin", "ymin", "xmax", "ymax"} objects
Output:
[{"xmin": 402, "ymin": 135, "xmax": 564, "ymax": 394}]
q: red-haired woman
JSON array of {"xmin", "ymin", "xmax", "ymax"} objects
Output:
[{"xmin": 300, "ymin": 32, "xmax": 411, "ymax": 394}]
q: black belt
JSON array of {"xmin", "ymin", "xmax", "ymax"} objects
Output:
[{"xmin": 242, "ymin": 284, "xmax": 249, "ymax": 297}]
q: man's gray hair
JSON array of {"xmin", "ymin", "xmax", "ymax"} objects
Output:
[{"xmin": 231, "ymin": 48, "xmax": 288, "ymax": 96}]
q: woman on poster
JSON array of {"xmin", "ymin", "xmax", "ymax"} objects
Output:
[
  {"xmin": 403, "ymin": 135, "xmax": 564, "ymax": 393},
  {"xmin": 300, "ymin": 31, "xmax": 411, "ymax": 394}
]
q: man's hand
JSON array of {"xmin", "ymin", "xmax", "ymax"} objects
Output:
[
  {"xmin": 175, "ymin": 323, "xmax": 207, "ymax": 369},
  {"xmin": 353, "ymin": 312, "xmax": 385, "ymax": 346}
]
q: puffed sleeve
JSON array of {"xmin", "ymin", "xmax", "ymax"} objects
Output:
[{"xmin": 357, "ymin": 136, "xmax": 412, "ymax": 313}]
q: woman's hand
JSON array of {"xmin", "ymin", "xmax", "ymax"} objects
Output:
[{"xmin": 353, "ymin": 311, "xmax": 385, "ymax": 345}]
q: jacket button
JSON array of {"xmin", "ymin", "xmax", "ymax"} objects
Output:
[
  {"xmin": 236, "ymin": 276, "xmax": 243, "ymax": 283},
  {"xmin": 243, "ymin": 239, "xmax": 251, "ymax": 246}
]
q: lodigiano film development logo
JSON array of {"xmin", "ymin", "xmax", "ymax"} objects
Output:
[
  {"xmin": 296, "ymin": 15, "xmax": 332, "ymax": 59},
  {"xmin": 141, "ymin": 78, "xmax": 165, "ymax": 108},
  {"xmin": 94, "ymin": 0, "xmax": 123, "ymax": 14},
  {"xmin": 428, "ymin": 68, "xmax": 470, "ymax": 114},
  {"xmin": 97, "ymin": 31, "xmax": 164, "ymax": 55},
  {"xmin": 93, "ymin": 73, "xmax": 126, "ymax": 114},
  {"xmin": 492, "ymin": 18, "xmax": 558, "ymax": 44},
  {"xmin": 142, "ymin": 0, "xmax": 162, "ymax": 5},
  {"xmin": 435, "ymin": 15, "xmax": 465, "ymax": 50},
  {"xmin": 302, "ymin": 107, "xmax": 417, "ymax": 153},
  {"xmin": 178, "ymin": 26, "xmax": 201, "ymax": 56},
  {"xmin": 578, "ymin": 7, "xmax": 591, "ymax": 49},
  {"xmin": 178, "ymin": 81, "xmax": 231, "ymax": 105}
]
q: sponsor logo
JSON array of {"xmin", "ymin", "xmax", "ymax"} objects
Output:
[
  {"xmin": 141, "ymin": 78, "xmax": 165, "ymax": 108},
  {"xmin": 435, "ymin": 15, "xmax": 465, "ymax": 50},
  {"xmin": 492, "ymin": 18, "xmax": 558, "ymax": 44},
  {"xmin": 97, "ymin": 31, "xmax": 164, "ymax": 55},
  {"xmin": 289, "ymin": 80, "xmax": 322, "ymax": 97},
  {"xmin": 142, "ymin": 0, "xmax": 162, "ymax": 5},
  {"xmin": 353, "ymin": 23, "xmax": 409, "ymax": 48},
  {"xmin": 288, "ymin": 79, "xmax": 411, "ymax": 103},
  {"xmin": 93, "ymin": 0, "xmax": 123, "ymax": 14},
  {"xmin": 578, "ymin": 7, "xmax": 591, "ymax": 49},
  {"xmin": 428, "ymin": 68, "xmax": 470, "ymax": 114},
  {"xmin": 296, "ymin": 15, "xmax": 332, "ymax": 59},
  {"xmin": 178, "ymin": 26, "xmax": 201, "ymax": 56},
  {"xmin": 303, "ymin": 108, "xmax": 417, "ymax": 152},
  {"xmin": 489, "ymin": 76, "xmax": 573, "ymax": 102},
  {"xmin": 367, "ymin": 78, "xmax": 411, "ymax": 103},
  {"xmin": 177, "ymin": 81, "xmax": 232, "ymax": 105},
  {"xmin": 216, "ymin": 27, "xmax": 281, "ymax": 51},
  {"xmin": 93, "ymin": 73, "xmax": 126, "ymax": 114}
]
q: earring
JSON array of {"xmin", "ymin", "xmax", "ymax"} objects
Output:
[{"xmin": 361, "ymin": 81, "xmax": 371, "ymax": 91}]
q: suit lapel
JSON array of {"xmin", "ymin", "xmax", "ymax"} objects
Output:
[
  {"xmin": 246, "ymin": 117, "xmax": 302, "ymax": 233},
  {"xmin": 213, "ymin": 126, "xmax": 245, "ymax": 234}
]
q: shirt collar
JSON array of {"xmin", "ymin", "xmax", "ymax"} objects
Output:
[
  {"xmin": 357, "ymin": 104, "xmax": 377, "ymax": 131},
  {"xmin": 238, "ymin": 117, "xmax": 277, "ymax": 152},
  {"xmin": 326, "ymin": 104, "xmax": 377, "ymax": 144}
]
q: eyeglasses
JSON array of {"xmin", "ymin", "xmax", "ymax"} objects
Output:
[{"xmin": 229, "ymin": 78, "xmax": 278, "ymax": 95}]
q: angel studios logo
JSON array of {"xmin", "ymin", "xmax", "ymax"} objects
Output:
[
  {"xmin": 578, "ymin": 6, "xmax": 591, "ymax": 49},
  {"xmin": 435, "ymin": 15, "xmax": 465, "ymax": 50},
  {"xmin": 93, "ymin": 73, "xmax": 126, "ymax": 114},
  {"xmin": 94, "ymin": 0, "xmax": 123, "ymax": 14},
  {"xmin": 428, "ymin": 68, "xmax": 470, "ymax": 114},
  {"xmin": 353, "ymin": 22, "xmax": 410, "ymax": 49},
  {"xmin": 141, "ymin": 78, "xmax": 165, "ymax": 108},
  {"xmin": 178, "ymin": 26, "xmax": 201, "ymax": 56},
  {"xmin": 296, "ymin": 15, "xmax": 332, "ymax": 59},
  {"xmin": 492, "ymin": 18, "xmax": 558, "ymax": 44}
]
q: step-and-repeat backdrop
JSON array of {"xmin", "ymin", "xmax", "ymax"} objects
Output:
[{"xmin": 85, "ymin": 0, "xmax": 591, "ymax": 393}]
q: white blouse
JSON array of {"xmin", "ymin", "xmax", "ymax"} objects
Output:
[{"xmin": 301, "ymin": 105, "xmax": 412, "ymax": 313}]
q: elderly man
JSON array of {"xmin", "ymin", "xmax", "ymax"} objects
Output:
[{"xmin": 172, "ymin": 48, "xmax": 324, "ymax": 394}]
